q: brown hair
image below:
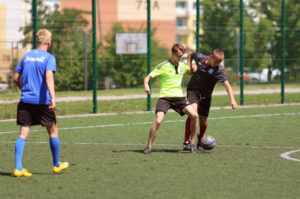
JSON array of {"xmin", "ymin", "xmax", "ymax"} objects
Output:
[
  {"xmin": 36, "ymin": 29, "xmax": 52, "ymax": 45},
  {"xmin": 171, "ymin": 43, "xmax": 186, "ymax": 54},
  {"xmin": 212, "ymin": 49, "xmax": 224, "ymax": 62}
]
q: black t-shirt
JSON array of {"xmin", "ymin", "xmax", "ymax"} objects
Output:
[{"xmin": 187, "ymin": 52, "xmax": 228, "ymax": 97}]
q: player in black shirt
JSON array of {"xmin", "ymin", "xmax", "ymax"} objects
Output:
[{"xmin": 184, "ymin": 49, "xmax": 238, "ymax": 150}]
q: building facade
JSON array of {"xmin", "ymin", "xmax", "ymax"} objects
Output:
[
  {"xmin": 0, "ymin": 0, "xmax": 177, "ymax": 83},
  {"xmin": 175, "ymin": 0, "xmax": 203, "ymax": 50},
  {"xmin": 60, "ymin": 0, "xmax": 176, "ymax": 49},
  {"xmin": 0, "ymin": 0, "xmax": 61, "ymax": 82}
]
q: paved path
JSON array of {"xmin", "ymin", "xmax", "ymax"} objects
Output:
[{"xmin": 1, "ymin": 88, "xmax": 300, "ymax": 104}]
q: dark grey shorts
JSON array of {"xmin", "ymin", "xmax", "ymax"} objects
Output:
[
  {"xmin": 187, "ymin": 90, "xmax": 211, "ymax": 116},
  {"xmin": 17, "ymin": 102, "xmax": 57, "ymax": 127},
  {"xmin": 155, "ymin": 97, "xmax": 190, "ymax": 116}
]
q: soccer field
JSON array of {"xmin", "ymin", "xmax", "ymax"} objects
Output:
[{"xmin": 0, "ymin": 104, "xmax": 300, "ymax": 199}]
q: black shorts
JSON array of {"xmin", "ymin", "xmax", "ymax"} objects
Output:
[
  {"xmin": 17, "ymin": 102, "xmax": 57, "ymax": 127},
  {"xmin": 155, "ymin": 97, "xmax": 189, "ymax": 116},
  {"xmin": 187, "ymin": 90, "xmax": 211, "ymax": 116}
]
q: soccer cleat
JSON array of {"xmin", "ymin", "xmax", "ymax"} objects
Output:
[
  {"xmin": 189, "ymin": 142, "xmax": 197, "ymax": 153},
  {"xmin": 14, "ymin": 168, "xmax": 32, "ymax": 177},
  {"xmin": 53, "ymin": 162, "xmax": 69, "ymax": 174},
  {"xmin": 183, "ymin": 142, "xmax": 191, "ymax": 151},
  {"xmin": 197, "ymin": 134, "xmax": 203, "ymax": 149},
  {"xmin": 143, "ymin": 147, "xmax": 152, "ymax": 154}
]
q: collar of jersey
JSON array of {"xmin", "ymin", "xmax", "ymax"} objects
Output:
[
  {"xmin": 168, "ymin": 59, "xmax": 179, "ymax": 67},
  {"xmin": 205, "ymin": 56, "xmax": 210, "ymax": 67}
]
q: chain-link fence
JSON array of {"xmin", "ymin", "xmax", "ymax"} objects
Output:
[{"xmin": 0, "ymin": 0, "xmax": 299, "ymax": 92}]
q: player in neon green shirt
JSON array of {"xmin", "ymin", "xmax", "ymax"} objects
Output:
[{"xmin": 143, "ymin": 43, "xmax": 198, "ymax": 154}]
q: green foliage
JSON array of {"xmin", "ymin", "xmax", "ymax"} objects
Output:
[
  {"xmin": 200, "ymin": 0, "xmax": 265, "ymax": 72},
  {"xmin": 200, "ymin": 0, "xmax": 300, "ymax": 81},
  {"xmin": 247, "ymin": 0, "xmax": 300, "ymax": 75},
  {"xmin": 21, "ymin": 2, "xmax": 169, "ymax": 90},
  {"xmin": 99, "ymin": 23, "xmax": 169, "ymax": 88},
  {"xmin": 200, "ymin": 0, "xmax": 240, "ymax": 68},
  {"xmin": 20, "ymin": 2, "xmax": 92, "ymax": 91}
]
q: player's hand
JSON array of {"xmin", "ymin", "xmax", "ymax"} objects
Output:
[
  {"xmin": 144, "ymin": 85, "xmax": 150, "ymax": 94},
  {"xmin": 185, "ymin": 46, "xmax": 190, "ymax": 53},
  {"xmin": 231, "ymin": 101, "xmax": 238, "ymax": 109},
  {"xmin": 48, "ymin": 99, "xmax": 56, "ymax": 110}
]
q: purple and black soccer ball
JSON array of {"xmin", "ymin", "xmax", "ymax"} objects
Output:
[{"xmin": 201, "ymin": 135, "xmax": 216, "ymax": 150}]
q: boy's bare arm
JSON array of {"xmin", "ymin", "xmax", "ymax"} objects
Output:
[
  {"xmin": 144, "ymin": 75, "xmax": 151, "ymax": 94},
  {"xmin": 13, "ymin": 72, "xmax": 22, "ymax": 89},
  {"xmin": 224, "ymin": 80, "xmax": 238, "ymax": 109}
]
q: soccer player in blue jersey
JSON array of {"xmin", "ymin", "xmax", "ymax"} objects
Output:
[
  {"xmin": 12, "ymin": 29, "xmax": 69, "ymax": 177},
  {"xmin": 183, "ymin": 49, "xmax": 238, "ymax": 150}
]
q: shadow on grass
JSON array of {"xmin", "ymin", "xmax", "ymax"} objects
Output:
[
  {"xmin": 0, "ymin": 171, "xmax": 13, "ymax": 177},
  {"xmin": 113, "ymin": 149, "xmax": 185, "ymax": 153},
  {"xmin": 0, "ymin": 171, "xmax": 52, "ymax": 177},
  {"xmin": 112, "ymin": 148, "xmax": 214, "ymax": 154}
]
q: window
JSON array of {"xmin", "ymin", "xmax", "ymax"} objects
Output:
[
  {"xmin": 176, "ymin": 1, "xmax": 186, "ymax": 9},
  {"xmin": 176, "ymin": 37, "xmax": 182, "ymax": 44},
  {"xmin": 176, "ymin": 18, "xmax": 187, "ymax": 27}
]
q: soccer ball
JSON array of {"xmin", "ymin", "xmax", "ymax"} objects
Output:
[{"xmin": 200, "ymin": 135, "xmax": 216, "ymax": 150}]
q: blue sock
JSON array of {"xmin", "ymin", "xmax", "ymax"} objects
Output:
[
  {"xmin": 50, "ymin": 137, "xmax": 60, "ymax": 167},
  {"xmin": 15, "ymin": 137, "xmax": 26, "ymax": 171}
]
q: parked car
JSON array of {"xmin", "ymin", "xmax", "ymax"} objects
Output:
[
  {"xmin": 238, "ymin": 68, "xmax": 281, "ymax": 83},
  {"xmin": 0, "ymin": 83, "xmax": 8, "ymax": 92}
]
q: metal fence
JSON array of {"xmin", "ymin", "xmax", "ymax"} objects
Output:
[{"xmin": 1, "ymin": 0, "xmax": 299, "ymax": 105}]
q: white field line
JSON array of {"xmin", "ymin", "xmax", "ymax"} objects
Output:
[
  {"xmin": 0, "ymin": 140, "xmax": 298, "ymax": 150},
  {"xmin": 280, "ymin": 150, "xmax": 300, "ymax": 162},
  {"xmin": 1, "ymin": 111, "xmax": 300, "ymax": 135},
  {"xmin": 1, "ymin": 140, "xmax": 299, "ymax": 162},
  {"xmin": 1, "ymin": 88, "xmax": 300, "ymax": 104},
  {"xmin": 1, "ymin": 103, "xmax": 300, "ymax": 123}
]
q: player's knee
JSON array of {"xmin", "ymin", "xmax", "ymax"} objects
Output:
[
  {"xmin": 190, "ymin": 113, "xmax": 198, "ymax": 122},
  {"xmin": 155, "ymin": 120, "xmax": 162, "ymax": 128}
]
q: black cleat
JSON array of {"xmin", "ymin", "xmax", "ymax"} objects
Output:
[
  {"xmin": 197, "ymin": 135, "xmax": 203, "ymax": 149},
  {"xmin": 183, "ymin": 142, "xmax": 191, "ymax": 151},
  {"xmin": 143, "ymin": 147, "xmax": 152, "ymax": 154}
]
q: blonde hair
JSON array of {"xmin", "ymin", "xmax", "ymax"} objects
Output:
[
  {"xmin": 36, "ymin": 29, "xmax": 52, "ymax": 45},
  {"xmin": 212, "ymin": 49, "xmax": 224, "ymax": 62}
]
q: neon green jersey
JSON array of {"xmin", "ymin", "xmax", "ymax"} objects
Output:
[{"xmin": 149, "ymin": 60, "xmax": 189, "ymax": 97}]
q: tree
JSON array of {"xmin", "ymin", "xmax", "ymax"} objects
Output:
[
  {"xmin": 199, "ymin": 0, "xmax": 300, "ymax": 81},
  {"xmin": 20, "ymin": 1, "xmax": 91, "ymax": 90},
  {"xmin": 200, "ymin": 0, "xmax": 263, "ymax": 73},
  {"xmin": 249, "ymin": 0, "xmax": 300, "ymax": 82},
  {"xmin": 21, "ymin": 2, "xmax": 170, "ymax": 90},
  {"xmin": 99, "ymin": 23, "xmax": 169, "ymax": 88}
]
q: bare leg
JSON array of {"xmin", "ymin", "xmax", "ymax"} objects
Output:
[
  {"xmin": 19, "ymin": 125, "xmax": 31, "ymax": 140},
  {"xmin": 146, "ymin": 111, "xmax": 165, "ymax": 148},
  {"xmin": 184, "ymin": 103, "xmax": 198, "ymax": 142},
  {"xmin": 46, "ymin": 122, "xmax": 58, "ymax": 138},
  {"xmin": 183, "ymin": 105, "xmax": 198, "ymax": 143}
]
